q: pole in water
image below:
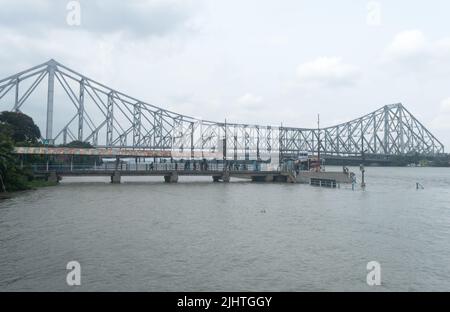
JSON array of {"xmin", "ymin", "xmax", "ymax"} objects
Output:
[
  {"xmin": 360, "ymin": 164, "xmax": 366, "ymax": 189},
  {"xmin": 317, "ymin": 113, "xmax": 321, "ymax": 172}
]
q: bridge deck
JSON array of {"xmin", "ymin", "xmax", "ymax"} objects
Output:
[{"xmin": 14, "ymin": 146, "xmax": 172, "ymax": 157}]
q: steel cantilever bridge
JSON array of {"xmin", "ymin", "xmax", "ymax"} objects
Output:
[{"xmin": 0, "ymin": 59, "xmax": 445, "ymax": 162}]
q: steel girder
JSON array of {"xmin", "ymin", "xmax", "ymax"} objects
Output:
[{"xmin": 0, "ymin": 60, "xmax": 445, "ymax": 160}]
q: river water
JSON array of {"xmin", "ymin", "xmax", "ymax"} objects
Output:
[{"xmin": 1, "ymin": 166, "xmax": 450, "ymax": 291}]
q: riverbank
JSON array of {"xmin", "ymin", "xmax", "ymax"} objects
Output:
[
  {"xmin": 0, "ymin": 192, "xmax": 12, "ymax": 200},
  {"xmin": 0, "ymin": 179, "xmax": 57, "ymax": 200},
  {"xmin": 26, "ymin": 179, "xmax": 58, "ymax": 189}
]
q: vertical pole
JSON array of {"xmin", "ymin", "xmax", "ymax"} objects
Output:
[
  {"xmin": 106, "ymin": 92, "xmax": 114, "ymax": 147},
  {"xmin": 361, "ymin": 120, "xmax": 364, "ymax": 155},
  {"xmin": 317, "ymin": 114, "xmax": 321, "ymax": 172},
  {"xmin": 384, "ymin": 106, "xmax": 389, "ymax": 154},
  {"xmin": 200, "ymin": 120, "xmax": 204, "ymax": 159},
  {"xmin": 14, "ymin": 79, "xmax": 19, "ymax": 111},
  {"xmin": 373, "ymin": 114, "xmax": 377, "ymax": 153},
  {"xmin": 78, "ymin": 79, "xmax": 85, "ymax": 141},
  {"xmin": 63, "ymin": 128, "xmax": 68, "ymax": 145},
  {"xmin": 234, "ymin": 127, "xmax": 237, "ymax": 161},
  {"xmin": 244, "ymin": 126, "xmax": 249, "ymax": 161},
  {"xmin": 399, "ymin": 104, "xmax": 405, "ymax": 154},
  {"xmin": 360, "ymin": 164, "xmax": 366, "ymax": 189},
  {"xmin": 46, "ymin": 62, "xmax": 56, "ymax": 143},
  {"xmin": 256, "ymin": 126, "xmax": 260, "ymax": 160},
  {"xmin": 190, "ymin": 122, "xmax": 194, "ymax": 159},
  {"xmin": 115, "ymin": 156, "xmax": 119, "ymax": 170},
  {"xmin": 133, "ymin": 102, "xmax": 141, "ymax": 148},
  {"xmin": 93, "ymin": 131, "xmax": 98, "ymax": 147},
  {"xmin": 336, "ymin": 125, "xmax": 340, "ymax": 156},
  {"xmin": 279, "ymin": 123, "xmax": 283, "ymax": 167},
  {"xmin": 223, "ymin": 120, "xmax": 227, "ymax": 162}
]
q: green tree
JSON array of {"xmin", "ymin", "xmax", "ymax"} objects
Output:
[
  {"xmin": 58, "ymin": 140, "xmax": 100, "ymax": 167},
  {"xmin": 0, "ymin": 111, "xmax": 41, "ymax": 145},
  {"xmin": 0, "ymin": 129, "xmax": 29, "ymax": 192},
  {"xmin": 0, "ymin": 112, "xmax": 42, "ymax": 192},
  {"xmin": 62, "ymin": 140, "xmax": 93, "ymax": 148},
  {"xmin": 0, "ymin": 133, "xmax": 13, "ymax": 192}
]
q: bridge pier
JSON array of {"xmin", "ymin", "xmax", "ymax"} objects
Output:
[
  {"xmin": 111, "ymin": 171, "xmax": 121, "ymax": 184},
  {"xmin": 222, "ymin": 172, "xmax": 230, "ymax": 183},
  {"xmin": 251, "ymin": 175, "xmax": 274, "ymax": 182},
  {"xmin": 286, "ymin": 173, "xmax": 297, "ymax": 184},
  {"xmin": 212, "ymin": 172, "xmax": 230, "ymax": 183},
  {"xmin": 47, "ymin": 171, "xmax": 59, "ymax": 184},
  {"xmin": 164, "ymin": 172, "xmax": 178, "ymax": 183},
  {"xmin": 273, "ymin": 175, "xmax": 286, "ymax": 182}
]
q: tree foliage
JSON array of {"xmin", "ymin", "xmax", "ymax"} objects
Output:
[
  {"xmin": 0, "ymin": 112, "xmax": 41, "ymax": 192},
  {"xmin": 0, "ymin": 111, "xmax": 41, "ymax": 144},
  {"xmin": 0, "ymin": 130, "xmax": 29, "ymax": 192},
  {"xmin": 61, "ymin": 140, "xmax": 93, "ymax": 148}
]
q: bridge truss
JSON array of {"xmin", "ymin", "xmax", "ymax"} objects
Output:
[{"xmin": 0, "ymin": 60, "xmax": 445, "ymax": 161}]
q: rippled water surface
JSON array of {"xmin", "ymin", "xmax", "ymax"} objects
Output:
[{"xmin": 1, "ymin": 167, "xmax": 450, "ymax": 291}]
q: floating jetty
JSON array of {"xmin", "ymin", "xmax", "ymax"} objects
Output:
[{"xmin": 35, "ymin": 167, "xmax": 353, "ymax": 186}]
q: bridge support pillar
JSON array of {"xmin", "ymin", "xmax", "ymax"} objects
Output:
[
  {"xmin": 212, "ymin": 172, "xmax": 230, "ymax": 182},
  {"xmin": 251, "ymin": 175, "xmax": 274, "ymax": 182},
  {"xmin": 111, "ymin": 171, "xmax": 121, "ymax": 184},
  {"xmin": 273, "ymin": 175, "xmax": 287, "ymax": 183},
  {"xmin": 222, "ymin": 172, "xmax": 230, "ymax": 183},
  {"xmin": 164, "ymin": 172, "xmax": 178, "ymax": 183},
  {"xmin": 286, "ymin": 173, "xmax": 297, "ymax": 184},
  {"xmin": 47, "ymin": 171, "xmax": 59, "ymax": 184},
  {"xmin": 264, "ymin": 175, "xmax": 274, "ymax": 182}
]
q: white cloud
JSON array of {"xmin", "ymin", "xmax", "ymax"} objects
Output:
[
  {"xmin": 383, "ymin": 30, "xmax": 427, "ymax": 61},
  {"xmin": 237, "ymin": 93, "xmax": 263, "ymax": 107},
  {"xmin": 296, "ymin": 57, "xmax": 360, "ymax": 87},
  {"xmin": 440, "ymin": 98, "xmax": 450, "ymax": 113},
  {"xmin": 434, "ymin": 38, "xmax": 450, "ymax": 57},
  {"xmin": 431, "ymin": 115, "xmax": 450, "ymax": 130},
  {"xmin": 0, "ymin": 0, "xmax": 198, "ymax": 38},
  {"xmin": 382, "ymin": 30, "xmax": 450, "ymax": 74},
  {"xmin": 431, "ymin": 98, "xmax": 450, "ymax": 130}
]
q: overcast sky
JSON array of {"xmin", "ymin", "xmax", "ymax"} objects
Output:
[{"xmin": 1, "ymin": 0, "xmax": 450, "ymax": 148}]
